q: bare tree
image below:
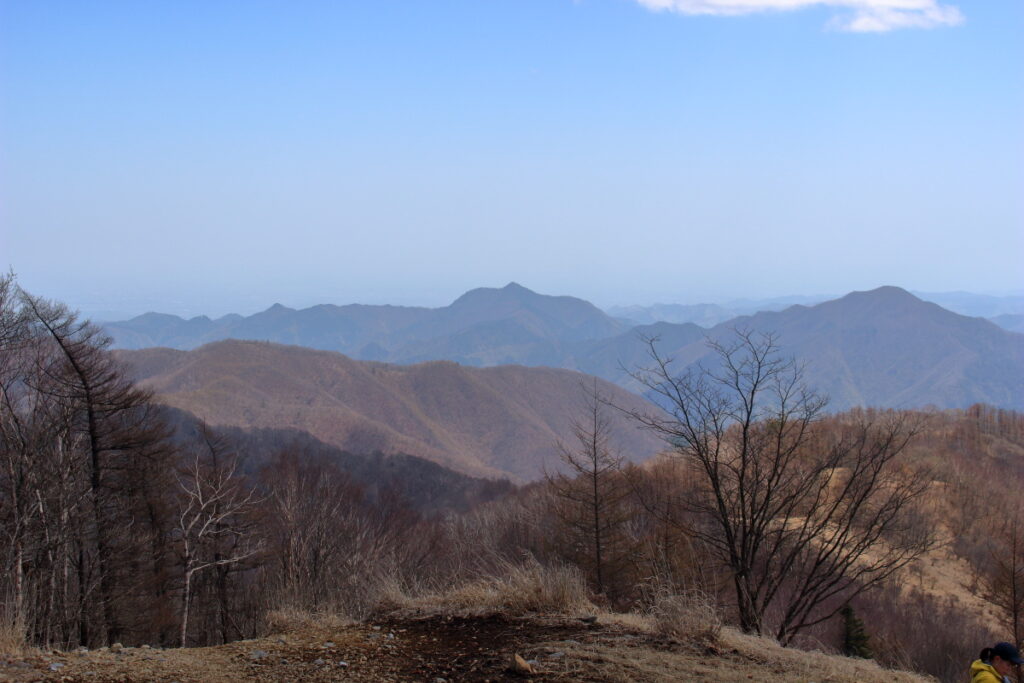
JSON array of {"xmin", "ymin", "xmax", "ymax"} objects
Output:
[
  {"xmin": 259, "ymin": 449, "xmax": 363, "ymax": 612},
  {"xmin": 1, "ymin": 279, "xmax": 177, "ymax": 648},
  {"xmin": 175, "ymin": 427, "xmax": 261, "ymax": 647},
  {"xmin": 624, "ymin": 329, "xmax": 934, "ymax": 644},
  {"xmin": 546, "ymin": 380, "xmax": 633, "ymax": 596},
  {"xmin": 256, "ymin": 448, "xmax": 441, "ymax": 620},
  {"xmin": 19, "ymin": 290, "xmax": 172, "ymax": 645},
  {"xmin": 0, "ymin": 274, "xmax": 35, "ymax": 637}
]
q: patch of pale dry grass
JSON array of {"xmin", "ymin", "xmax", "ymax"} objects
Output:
[
  {"xmin": 383, "ymin": 559, "xmax": 595, "ymax": 616},
  {"xmin": 0, "ymin": 614, "xmax": 29, "ymax": 656},
  {"xmin": 646, "ymin": 587, "xmax": 722, "ymax": 645},
  {"xmin": 536, "ymin": 607, "xmax": 933, "ymax": 683},
  {"xmin": 718, "ymin": 627, "xmax": 935, "ymax": 682},
  {"xmin": 594, "ymin": 610, "xmax": 650, "ymax": 631},
  {"xmin": 264, "ymin": 607, "xmax": 355, "ymax": 634},
  {"xmin": 536, "ymin": 624, "xmax": 934, "ymax": 683}
]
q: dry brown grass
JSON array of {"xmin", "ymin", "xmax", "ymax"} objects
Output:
[
  {"xmin": 264, "ymin": 608, "xmax": 355, "ymax": 634},
  {"xmin": 536, "ymin": 623, "xmax": 934, "ymax": 682},
  {"xmin": 383, "ymin": 558, "xmax": 595, "ymax": 616},
  {"xmin": 557, "ymin": 603, "xmax": 935, "ymax": 683},
  {"xmin": 646, "ymin": 587, "xmax": 722, "ymax": 645},
  {"xmin": 0, "ymin": 613, "xmax": 29, "ymax": 656}
]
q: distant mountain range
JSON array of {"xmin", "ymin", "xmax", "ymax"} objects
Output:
[
  {"xmin": 607, "ymin": 295, "xmax": 829, "ymax": 328},
  {"xmin": 118, "ymin": 340, "xmax": 664, "ymax": 482},
  {"xmin": 107, "ymin": 284, "xmax": 1024, "ymax": 412},
  {"xmin": 107, "ymin": 283, "xmax": 624, "ymax": 367},
  {"xmin": 912, "ymin": 291, "xmax": 1024, "ymax": 320},
  {"xmin": 987, "ymin": 314, "xmax": 1024, "ymax": 334},
  {"xmin": 584, "ymin": 287, "xmax": 1023, "ymax": 412},
  {"xmin": 609, "ymin": 291, "xmax": 1024, "ymax": 331}
]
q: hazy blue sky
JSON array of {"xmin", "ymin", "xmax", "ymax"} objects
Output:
[{"xmin": 2, "ymin": 0, "xmax": 1022, "ymax": 317}]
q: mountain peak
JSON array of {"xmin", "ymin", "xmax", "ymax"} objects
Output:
[
  {"xmin": 502, "ymin": 281, "xmax": 532, "ymax": 293},
  {"xmin": 450, "ymin": 282, "xmax": 539, "ymax": 307},
  {"xmin": 132, "ymin": 311, "xmax": 186, "ymax": 323},
  {"xmin": 861, "ymin": 285, "xmax": 919, "ymax": 300},
  {"xmin": 800, "ymin": 286, "xmax": 939, "ymax": 324},
  {"xmin": 830, "ymin": 286, "xmax": 925, "ymax": 310}
]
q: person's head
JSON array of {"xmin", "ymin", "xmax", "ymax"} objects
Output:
[{"xmin": 981, "ymin": 642, "xmax": 1024, "ymax": 675}]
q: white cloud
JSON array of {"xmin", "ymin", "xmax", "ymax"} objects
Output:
[{"xmin": 632, "ymin": 0, "xmax": 965, "ymax": 32}]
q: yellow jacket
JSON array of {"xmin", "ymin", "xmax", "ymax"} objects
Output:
[{"xmin": 970, "ymin": 659, "xmax": 1007, "ymax": 683}]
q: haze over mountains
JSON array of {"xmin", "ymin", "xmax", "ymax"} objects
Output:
[
  {"xmin": 119, "ymin": 340, "xmax": 664, "ymax": 482},
  {"xmin": 992, "ymin": 314, "xmax": 1024, "ymax": 334},
  {"xmin": 608, "ymin": 291, "xmax": 1024, "ymax": 329},
  {"xmin": 587, "ymin": 287, "xmax": 1024, "ymax": 411},
  {"xmin": 607, "ymin": 296, "xmax": 829, "ymax": 328},
  {"xmin": 914, "ymin": 291, "xmax": 1024, "ymax": 320},
  {"xmin": 107, "ymin": 283, "xmax": 625, "ymax": 366},
  {"xmin": 107, "ymin": 283, "xmax": 1024, "ymax": 412}
]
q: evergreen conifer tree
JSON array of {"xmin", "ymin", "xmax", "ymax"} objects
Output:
[{"xmin": 840, "ymin": 605, "xmax": 873, "ymax": 659}]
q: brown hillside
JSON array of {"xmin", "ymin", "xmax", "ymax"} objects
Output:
[{"xmin": 117, "ymin": 340, "xmax": 664, "ymax": 482}]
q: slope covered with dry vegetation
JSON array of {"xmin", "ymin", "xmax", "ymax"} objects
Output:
[{"xmin": 117, "ymin": 339, "xmax": 665, "ymax": 481}]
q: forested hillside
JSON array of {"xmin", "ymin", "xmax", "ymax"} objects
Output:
[{"xmin": 117, "ymin": 340, "xmax": 665, "ymax": 482}]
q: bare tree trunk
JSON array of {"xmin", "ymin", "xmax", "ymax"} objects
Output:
[
  {"xmin": 593, "ymin": 466, "xmax": 604, "ymax": 595},
  {"xmin": 77, "ymin": 546, "xmax": 88, "ymax": 646},
  {"xmin": 175, "ymin": 429, "xmax": 261, "ymax": 647},
  {"xmin": 180, "ymin": 566, "xmax": 192, "ymax": 648},
  {"xmin": 216, "ymin": 563, "xmax": 231, "ymax": 644}
]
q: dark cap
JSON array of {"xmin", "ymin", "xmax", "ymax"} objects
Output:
[{"xmin": 993, "ymin": 642, "xmax": 1024, "ymax": 665}]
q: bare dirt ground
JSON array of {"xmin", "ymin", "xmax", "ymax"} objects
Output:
[{"xmin": 0, "ymin": 612, "xmax": 931, "ymax": 683}]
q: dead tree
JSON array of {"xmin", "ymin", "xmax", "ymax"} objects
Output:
[
  {"xmin": 175, "ymin": 427, "xmax": 261, "ymax": 647},
  {"xmin": 624, "ymin": 329, "xmax": 934, "ymax": 644}
]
